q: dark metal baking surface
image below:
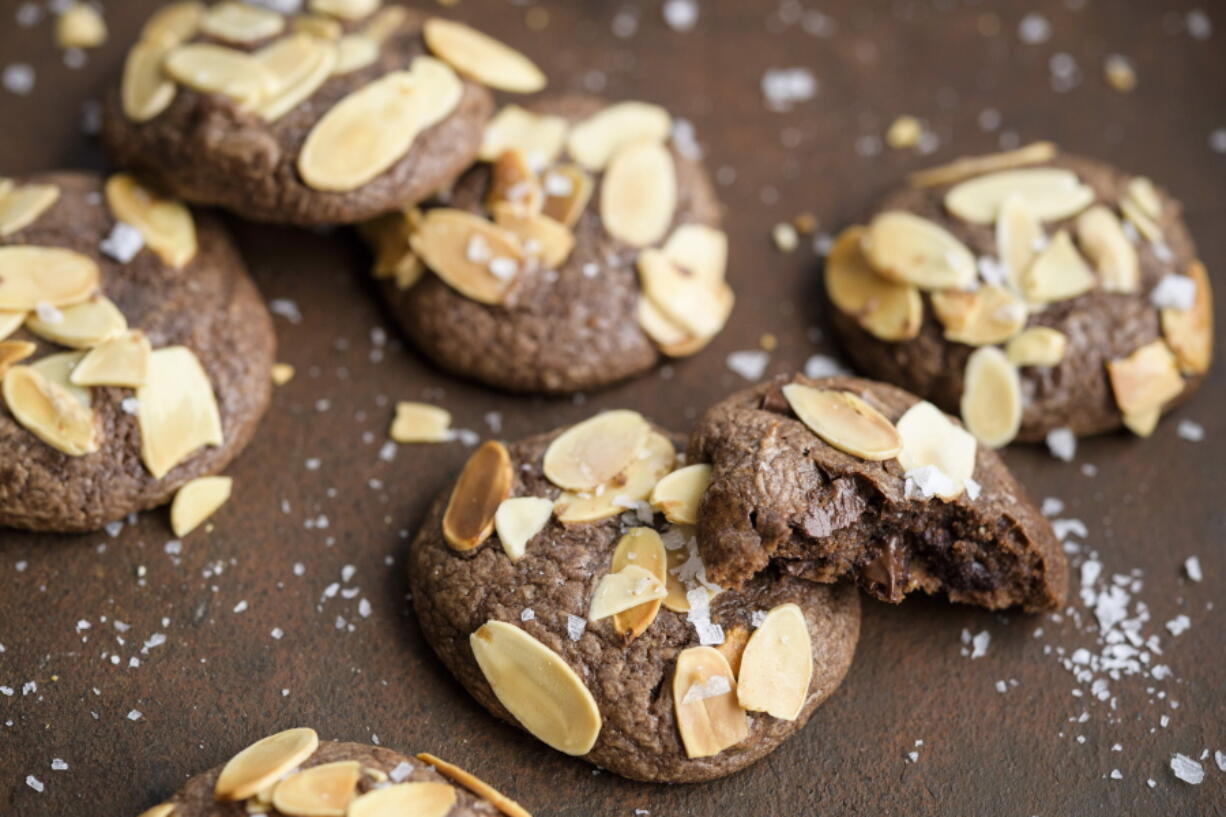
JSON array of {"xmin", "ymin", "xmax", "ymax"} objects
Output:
[{"xmin": 1, "ymin": 1, "xmax": 1222, "ymax": 814}]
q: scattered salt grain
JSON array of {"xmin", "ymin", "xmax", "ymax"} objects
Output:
[
  {"xmin": 1018, "ymin": 13, "xmax": 1051, "ymax": 44},
  {"xmin": 520, "ymin": 608, "xmax": 535, "ymax": 622},
  {"xmin": 270, "ymin": 628, "xmax": 284, "ymax": 640},
  {"xmin": 1046, "ymin": 428, "xmax": 1076, "ymax": 462},
  {"xmin": 35, "ymin": 302, "xmax": 63, "ymax": 324},
  {"xmin": 904, "ymin": 465, "xmax": 958, "ymax": 501},
  {"xmin": 1041, "ymin": 497, "xmax": 1064, "ymax": 516},
  {"xmin": 1176, "ymin": 420, "xmax": 1204, "ymax": 442},
  {"xmin": 26, "ymin": 775, "xmax": 44, "ymax": 793},
  {"xmin": 662, "ymin": 0, "xmax": 698, "ymax": 32},
  {"xmin": 3, "ymin": 63, "xmax": 35, "ymax": 96},
  {"xmin": 1184, "ymin": 556, "xmax": 1203, "ymax": 582},
  {"xmin": 1215, "ymin": 750, "xmax": 1226, "ymax": 771},
  {"xmin": 358, "ymin": 599, "xmax": 372, "ymax": 618},
  {"xmin": 1165, "ymin": 614, "xmax": 1190, "ymax": 636},
  {"xmin": 233, "ymin": 600, "xmax": 248, "ymax": 614},
  {"xmin": 50, "ymin": 759, "xmax": 68, "ymax": 771},
  {"xmin": 1110, "ymin": 769, "xmax": 1123, "ymax": 780},
  {"xmin": 1150, "ymin": 274, "xmax": 1197, "ymax": 310},
  {"xmin": 726, "ymin": 350, "xmax": 770, "ymax": 381},
  {"xmin": 127, "ymin": 709, "xmax": 142, "ymax": 721},
  {"xmin": 761, "ymin": 67, "xmax": 817, "ymax": 112},
  {"xmin": 1186, "ymin": 9, "xmax": 1212, "ymax": 41},
  {"xmin": 682, "ymin": 675, "xmax": 730, "ymax": 704},
  {"xmin": 389, "ymin": 761, "xmax": 413, "ymax": 783},
  {"xmin": 750, "ymin": 609, "xmax": 768, "ymax": 628},
  {"xmin": 1170, "ymin": 753, "xmax": 1204, "ymax": 784},
  {"xmin": 995, "ymin": 680, "xmax": 1007, "ymax": 693},
  {"xmin": 566, "ymin": 614, "xmax": 586, "ymax": 641},
  {"xmin": 803, "ymin": 354, "xmax": 847, "ymax": 379}
]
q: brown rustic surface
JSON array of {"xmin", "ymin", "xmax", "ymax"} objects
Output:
[{"xmin": 1, "ymin": 1, "xmax": 1223, "ymax": 815}]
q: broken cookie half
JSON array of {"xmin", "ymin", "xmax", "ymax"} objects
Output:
[{"xmin": 687, "ymin": 374, "xmax": 1067, "ymax": 613}]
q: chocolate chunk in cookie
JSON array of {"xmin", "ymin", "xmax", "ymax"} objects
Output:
[
  {"xmin": 363, "ymin": 95, "xmax": 734, "ymax": 393},
  {"xmin": 824, "ymin": 143, "xmax": 1212, "ymax": 443},
  {"xmin": 409, "ymin": 412, "xmax": 860, "ymax": 782},
  {"xmin": 101, "ymin": 3, "xmax": 537, "ymax": 225},
  {"xmin": 136, "ymin": 728, "xmax": 529, "ymax": 817},
  {"xmin": 688, "ymin": 374, "xmax": 1067, "ymax": 612},
  {"xmin": 0, "ymin": 171, "xmax": 273, "ymax": 532}
]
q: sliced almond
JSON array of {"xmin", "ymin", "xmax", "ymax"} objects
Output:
[
  {"xmin": 1161, "ymin": 260, "xmax": 1212, "ymax": 375},
  {"xmin": 199, "ymin": 1, "xmax": 285, "ymax": 44},
  {"xmin": 662, "ymin": 224, "xmax": 728, "ymax": 284},
  {"xmin": 716, "ymin": 626, "xmax": 750, "ymax": 677},
  {"xmin": 480, "ymin": 105, "xmax": 568, "ymax": 167},
  {"xmin": 553, "ymin": 431, "xmax": 675, "ymax": 525},
  {"xmin": 908, "ymin": 141, "xmax": 1058, "ymax": 188},
  {"xmin": 995, "ymin": 194, "xmax": 1043, "ymax": 289},
  {"xmin": 486, "ymin": 151, "xmax": 542, "ymax": 217},
  {"xmin": 1119, "ymin": 196, "xmax": 1163, "ymax": 243},
  {"xmin": 540, "ymin": 165, "xmax": 593, "ymax": 228},
  {"xmin": 105, "ymin": 173, "xmax": 198, "ymax": 268},
  {"xmin": 137, "ymin": 346, "xmax": 224, "ymax": 479},
  {"xmin": 409, "ymin": 208, "xmax": 524, "ymax": 305},
  {"xmin": 309, "ymin": 0, "xmax": 379, "ymax": 21},
  {"xmin": 600, "ymin": 140, "xmax": 676, "ymax": 248},
  {"xmin": 169, "ymin": 475, "xmax": 232, "ymax": 537},
  {"xmin": 142, "ymin": 1, "xmax": 204, "ymax": 44},
  {"xmin": 1107, "ymin": 340, "xmax": 1184, "ymax": 425},
  {"xmin": 637, "ymin": 249, "xmax": 734, "ymax": 340},
  {"xmin": 610, "ymin": 527, "xmax": 667, "ymax": 639},
  {"xmin": 56, "ymin": 3, "xmax": 108, "ymax": 49},
  {"xmin": 1125, "ymin": 176, "xmax": 1162, "ymax": 221},
  {"xmin": 0, "ymin": 340, "xmax": 35, "ymax": 376},
  {"xmin": 0, "ymin": 246, "xmax": 99, "ymax": 310},
  {"xmin": 122, "ymin": 39, "xmax": 178, "ymax": 122},
  {"xmin": 214, "ymin": 728, "xmax": 320, "ymax": 802},
  {"xmin": 348, "ymin": 783, "xmax": 455, "ymax": 817},
  {"xmin": 566, "ymin": 102, "xmax": 672, "ymax": 171},
  {"xmin": 542, "ymin": 410, "xmax": 650, "ymax": 491},
  {"xmin": 1122, "ymin": 407, "xmax": 1161, "ymax": 438},
  {"xmin": 823, "ymin": 226, "xmax": 922, "ymax": 342},
  {"xmin": 945, "ymin": 168, "xmax": 1095, "ymax": 225},
  {"xmin": 2, "ymin": 364, "xmax": 97, "ymax": 456},
  {"xmin": 25, "ymin": 295, "xmax": 127, "ymax": 349},
  {"xmin": 422, "ymin": 18, "xmax": 546, "ymax": 93},
  {"xmin": 361, "ymin": 5, "xmax": 407, "ymax": 42},
  {"xmin": 1020, "ymin": 230, "xmax": 1096, "ymax": 303},
  {"xmin": 1005, "ymin": 326, "xmax": 1067, "ymax": 367},
  {"xmin": 588, "ymin": 564, "xmax": 667, "ymax": 622},
  {"xmin": 493, "ymin": 496, "xmax": 553, "ymax": 562},
  {"xmin": 469, "ymin": 620, "xmax": 602, "ymax": 755},
  {"xmin": 931, "ymin": 284, "xmax": 1027, "ymax": 346},
  {"xmin": 330, "ymin": 33, "xmax": 378, "ymax": 76},
  {"xmin": 649, "ymin": 464, "xmax": 712, "ymax": 525},
  {"xmin": 389, "ymin": 401, "xmax": 451, "ymax": 443},
  {"xmin": 960, "ymin": 346, "xmax": 1023, "ymax": 448},
  {"xmin": 736, "ymin": 603, "xmax": 813, "ymax": 721},
  {"xmin": 635, "ymin": 296, "xmax": 706, "ymax": 358},
  {"xmin": 782, "ymin": 383, "xmax": 902, "ymax": 461},
  {"xmin": 298, "ymin": 57, "xmax": 462, "ymax": 192},
  {"xmin": 662, "ymin": 543, "xmax": 694, "ymax": 614},
  {"xmin": 293, "ymin": 13, "xmax": 343, "ymax": 40},
  {"xmin": 0, "ymin": 183, "xmax": 59, "ymax": 237},
  {"xmin": 271, "ymin": 760, "xmax": 359, "ymax": 817},
  {"xmin": 164, "ymin": 43, "xmax": 275, "ymax": 107},
  {"xmin": 32, "ymin": 351, "xmax": 90, "ymax": 406},
  {"xmin": 443, "ymin": 440, "xmax": 513, "ymax": 551},
  {"xmin": 361, "ymin": 209, "xmax": 423, "ymax": 290},
  {"xmin": 0, "ymin": 310, "xmax": 25, "ymax": 341},
  {"xmin": 1075, "ymin": 205, "xmax": 1139, "ymax": 293},
  {"xmin": 69, "ymin": 330, "xmax": 151, "ymax": 387},
  {"xmin": 862, "ymin": 211, "xmax": 976, "ymax": 291},
  {"xmin": 255, "ymin": 33, "xmax": 339, "ymax": 122},
  {"xmin": 415, "ymin": 754, "xmax": 531, "ymax": 817},
  {"xmin": 491, "ymin": 205, "xmax": 573, "ymax": 269},
  {"xmin": 895, "ymin": 400, "xmax": 977, "ymax": 500},
  {"xmin": 137, "ymin": 803, "xmax": 176, "ymax": 817},
  {"xmin": 673, "ymin": 646, "xmax": 748, "ymax": 759}
]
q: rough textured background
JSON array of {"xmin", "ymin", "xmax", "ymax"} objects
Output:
[{"xmin": 1, "ymin": 1, "xmax": 1223, "ymax": 815}]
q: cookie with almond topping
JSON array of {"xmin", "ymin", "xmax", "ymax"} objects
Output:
[
  {"xmin": 364, "ymin": 95, "xmax": 733, "ymax": 393},
  {"xmin": 408, "ymin": 411, "xmax": 859, "ymax": 782},
  {"xmin": 824, "ymin": 143, "xmax": 1212, "ymax": 444}
]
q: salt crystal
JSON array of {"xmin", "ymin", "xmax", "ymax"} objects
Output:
[
  {"xmin": 1150, "ymin": 274, "xmax": 1197, "ymax": 310},
  {"xmin": 671, "ymin": 119, "xmax": 702, "ymax": 160},
  {"xmin": 692, "ymin": 618, "xmax": 725, "ymax": 645},
  {"xmin": 681, "ymin": 675, "xmax": 730, "ymax": 704},
  {"xmin": 611, "ymin": 8, "xmax": 638, "ymax": 38},
  {"xmin": 488, "ymin": 257, "xmax": 518, "ymax": 281},
  {"xmin": 378, "ymin": 441, "xmax": 396, "ymax": 462},
  {"xmin": 270, "ymin": 628, "xmax": 284, "ymax": 640},
  {"xmin": 761, "ymin": 67, "xmax": 818, "ymax": 112},
  {"xmin": 566, "ymin": 614, "xmax": 586, "ymax": 641},
  {"xmin": 726, "ymin": 350, "xmax": 770, "ymax": 381},
  {"xmin": 1018, "ymin": 13, "xmax": 1051, "ymax": 44},
  {"xmin": 995, "ymin": 680, "xmax": 1007, "ymax": 693},
  {"xmin": 127, "ymin": 709, "xmax": 142, "ymax": 721},
  {"xmin": 750, "ymin": 609, "xmax": 768, "ymax": 628},
  {"xmin": 520, "ymin": 608, "xmax": 535, "ymax": 622},
  {"xmin": 1170, "ymin": 753, "xmax": 1204, "ymax": 784},
  {"xmin": 1052, "ymin": 518, "xmax": 1088, "ymax": 542},
  {"xmin": 1186, "ymin": 9, "xmax": 1212, "ymax": 40},
  {"xmin": 1110, "ymin": 769, "xmax": 1122, "ymax": 780},
  {"xmin": 1184, "ymin": 556, "xmax": 1203, "ymax": 582},
  {"xmin": 269, "ymin": 298, "xmax": 302, "ymax": 324},
  {"xmin": 964, "ymin": 477, "xmax": 982, "ymax": 501},
  {"xmin": 3, "ymin": 63, "xmax": 35, "ymax": 96},
  {"xmin": 26, "ymin": 775, "xmax": 44, "ymax": 793},
  {"xmin": 1041, "ymin": 497, "xmax": 1064, "ymax": 516},
  {"xmin": 1165, "ymin": 614, "xmax": 1190, "ymax": 636},
  {"xmin": 120, "ymin": 397, "xmax": 139, "ymax": 415},
  {"xmin": 341, "ymin": 564, "xmax": 356, "ymax": 582},
  {"xmin": 1214, "ymin": 750, "xmax": 1226, "ymax": 771},
  {"xmin": 358, "ymin": 598, "xmax": 372, "ymax": 618},
  {"xmin": 233, "ymin": 600, "xmax": 248, "ymax": 614},
  {"xmin": 389, "ymin": 761, "xmax": 413, "ymax": 783},
  {"xmin": 100, "ymin": 222, "xmax": 145, "ymax": 263},
  {"xmin": 970, "ymin": 630, "xmax": 990, "ymax": 659},
  {"xmin": 1081, "ymin": 560, "xmax": 1102, "ymax": 587},
  {"xmin": 977, "ymin": 256, "xmax": 1007, "ymax": 287},
  {"xmin": 35, "ymin": 301, "xmax": 63, "ymax": 324},
  {"xmin": 1176, "ymin": 420, "xmax": 1204, "ymax": 442},
  {"xmin": 662, "ymin": 0, "xmax": 699, "ymax": 32},
  {"xmin": 803, "ymin": 354, "xmax": 847, "ymax": 379},
  {"xmin": 1046, "ymin": 428, "xmax": 1076, "ymax": 462},
  {"xmin": 50, "ymin": 759, "xmax": 68, "ymax": 771},
  {"xmin": 904, "ymin": 465, "xmax": 959, "ymax": 501}
]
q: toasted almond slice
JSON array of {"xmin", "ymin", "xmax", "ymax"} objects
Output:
[
  {"xmin": 271, "ymin": 362, "xmax": 295, "ymax": 385},
  {"xmin": 299, "ymin": 57, "xmax": 462, "ymax": 192},
  {"xmin": 491, "ymin": 205, "xmax": 573, "ymax": 269},
  {"xmin": 0, "ymin": 340, "xmax": 35, "ymax": 376},
  {"xmin": 1161, "ymin": 260, "xmax": 1212, "ymax": 375},
  {"xmin": 862, "ymin": 211, "xmax": 976, "ymax": 290},
  {"xmin": 673, "ymin": 646, "xmax": 748, "ymax": 759},
  {"xmin": 25, "ymin": 295, "xmax": 127, "ymax": 349},
  {"xmin": 1122, "ymin": 407, "xmax": 1161, "ymax": 438},
  {"xmin": 553, "ymin": 431, "xmax": 675, "ymax": 524},
  {"xmin": 661, "ymin": 544, "xmax": 693, "ymax": 614},
  {"xmin": 105, "ymin": 174, "xmax": 198, "ymax": 268},
  {"xmin": 0, "ymin": 246, "xmax": 99, "ymax": 310},
  {"xmin": 348, "ymin": 783, "xmax": 455, "ymax": 817},
  {"xmin": 164, "ymin": 43, "xmax": 275, "ymax": 107},
  {"xmin": 215, "ymin": 728, "xmax": 319, "ymax": 802},
  {"xmin": 1107, "ymin": 340, "xmax": 1185, "ymax": 423},
  {"xmin": 361, "ymin": 209, "xmax": 424, "ymax": 289},
  {"xmin": 199, "ymin": 1, "xmax": 285, "ymax": 44},
  {"xmin": 823, "ymin": 226, "xmax": 922, "ymax": 342},
  {"xmin": 588, "ymin": 564, "xmax": 667, "ymax": 622},
  {"xmin": 736, "ymin": 603, "xmax": 812, "ymax": 720},
  {"xmin": 487, "ymin": 149, "xmax": 543, "ymax": 214},
  {"xmin": 0, "ymin": 310, "xmax": 25, "ymax": 341},
  {"xmin": 142, "ymin": 1, "xmax": 204, "ymax": 44},
  {"xmin": 0, "ymin": 183, "xmax": 59, "ymax": 237},
  {"xmin": 908, "ymin": 142, "xmax": 1058, "ymax": 188},
  {"xmin": 1021, "ymin": 230, "xmax": 1096, "ymax": 303},
  {"xmin": 601, "ymin": 140, "xmax": 676, "ymax": 248},
  {"xmin": 1119, "ymin": 197, "xmax": 1163, "ymax": 244},
  {"xmin": 69, "ymin": 330, "xmax": 151, "ymax": 387},
  {"xmin": 896, "ymin": 400, "xmax": 976, "ymax": 500},
  {"xmin": 649, "ymin": 464, "xmax": 712, "ymax": 525},
  {"xmin": 662, "ymin": 224, "xmax": 728, "ymax": 284},
  {"xmin": 960, "ymin": 346, "xmax": 1022, "ymax": 448},
  {"xmin": 480, "ymin": 105, "xmax": 568, "ymax": 167},
  {"xmin": 782, "ymin": 383, "xmax": 903, "ymax": 461},
  {"xmin": 539, "ymin": 165, "xmax": 593, "ymax": 228},
  {"xmin": 389, "ymin": 401, "xmax": 451, "ymax": 443},
  {"xmin": 415, "ymin": 754, "xmax": 531, "ymax": 817},
  {"xmin": 57, "ymin": 3, "xmax": 108, "ymax": 49},
  {"xmin": 2, "ymin": 364, "xmax": 97, "ymax": 456},
  {"xmin": 443, "ymin": 440, "xmax": 513, "ymax": 551},
  {"xmin": 931, "ymin": 284, "xmax": 1027, "ymax": 346},
  {"xmin": 362, "ymin": 5, "xmax": 406, "ymax": 41},
  {"xmin": 1075, "ymin": 205, "xmax": 1139, "ymax": 293},
  {"xmin": 638, "ymin": 249, "xmax": 734, "ymax": 340},
  {"xmin": 309, "ymin": 0, "xmax": 379, "ymax": 19},
  {"xmin": 470, "ymin": 620, "xmax": 602, "ymax": 755},
  {"xmin": 255, "ymin": 32, "xmax": 339, "ymax": 122},
  {"xmin": 0, "ymin": 179, "xmax": 11, "ymax": 198},
  {"xmin": 715, "ymin": 626, "xmax": 749, "ymax": 677},
  {"xmin": 566, "ymin": 102, "xmax": 672, "ymax": 171},
  {"xmin": 169, "ymin": 475, "xmax": 232, "ymax": 537},
  {"xmin": 610, "ymin": 527, "xmax": 667, "ymax": 639},
  {"xmin": 494, "ymin": 496, "xmax": 553, "ymax": 562},
  {"xmin": 542, "ymin": 410, "xmax": 650, "ymax": 491},
  {"xmin": 423, "ymin": 18, "xmax": 545, "ymax": 93},
  {"xmin": 331, "ymin": 33, "xmax": 379, "ymax": 76},
  {"xmin": 1005, "ymin": 326, "xmax": 1067, "ymax": 367},
  {"xmin": 995, "ymin": 194, "xmax": 1043, "ymax": 289},
  {"xmin": 137, "ymin": 346, "xmax": 224, "ymax": 479},
  {"xmin": 271, "ymin": 760, "xmax": 359, "ymax": 817},
  {"xmin": 137, "ymin": 803, "xmax": 176, "ymax": 817},
  {"xmin": 293, "ymin": 13, "xmax": 343, "ymax": 40},
  {"xmin": 409, "ymin": 208, "xmax": 523, "ymax": 305},
  {"xmin": 945, "ymin": 168, "xmax": 1095, "ymax": 225},
  {"xmin": 122, "ymin": 39, "xmax": 178, "ymax": 122},
  {"xmin": 636, "ymin": 296, "xmax": 705, "ymax": 358},
  {"xmin": 1125, "ymin": 177, "xmax": 1162, "ymax": 220},
  {"xmin": 32, "ymin": 352, "xmax": 90, "ymax": 406}
]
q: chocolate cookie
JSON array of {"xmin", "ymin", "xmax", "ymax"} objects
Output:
[
  {"xmin": 100, "ymin": 2, "xmax": 545, "ymax": 225},
  {"xmin": 363, "ymin": 95, "xmax": 733, "ymax": 392},
  {"xmin": 824, "ymin": 142, "xmax": 1212, "ymax": 444},
  {"xmin": 136, "ymin": 728, "xmax": 530, "ymax": 817},
  {"xmin": 0, "ymin": 171, "xmax": 273, "ymax": 532},
  {"xmin": 688, "ymin": 374, "xmax": 1067, "ymax": 612},
  {"xmin": 409, "ymin": 411, "xmax": 860, "ymax": 782}
]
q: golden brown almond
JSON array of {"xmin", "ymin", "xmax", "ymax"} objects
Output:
[
  {"xmin": 542, "ymin": 410, "xmax": 650, "ymax": 491},
  {"xmin": 486, "ymin": 149, "xmax": 544, "ymax": 214},
  {"xmin": 1107, "ymin": 340, "xmax": 1185, "ymax": 426},
  {"xmin": 163, "ymin": 43, "xmax": 275, "ymax": 106},
  {"xmin": 1161, "ymin": 260, "xmax": 1212, "ymax": 375},
  {"xmin": 662, "ymin": 224, "xmax": 728, "ymax": 284},
  {"xmin": 716, "ymin": 626, "xmax": 750, "ymax": 677},
  {"xmin": 637, "ymin": 249, "xmax": 734, "ymax": 340},
  {"xmin": 2, "ymin": 364, "xmax": 98, "ymax": 456},
  {"xmin": 56, "ymin": 3, "xmax": 108, "ymax": 49},
  {"xmin": 610, "ymin": 527, "xmax": 667, "ymax": 639},
  {"xmin": 69, "ymin": 330, "xmax": 151, "ymax": 387},
  {"xmin": 960, "ymin": 346, "xmax": 1022, "ymax": 448},
  {"xmin": 121, "ymin": 40, "xmax": 178, "ymax": 122},
  {"xmin": 1075, "ymin": 205, "xmax": 1139, "ymax": 293},
  {"xmin": 199, "ymin": 1, "xmax": 285, "ymax": 44},
  {"xmin": 169, "ymin": 475, "xmax": 233, "ymax": 538},
  {"xmin": 415, "ymin": 754, "xmax": 531, "ymax": 817},
  {"xmin": 736, "ymin": 603, "xmax": 813, "ymax": 720},
  {"xmin": 137, "ymin": 346, "xmax": 224, "ymax": 479},
  {"xmin": 0, "ymin": 183, "xmax": 60, "ymax": 237},
  {"xmin": 24, "ymin": 295, "xmax": 127, "ymax": 349},
  {"xmin": 995, "ymin": 194, "xmax": 1043, "ymax": 289},
  {"xmin": 945, "ymin": 168, "xmax": 1095, "ymax": 225},
  {"xmin": 649, "ymin": 464, "xmax": 712, "ymax": 525},
  {"xmin": 137, "ymin": 804, "xmax": 176, "ymax": 817},
  {"xmin": 673, "ymin": 646, "xmax": 748, "ymax": 759},
  {"xmin": 0, "ymin": 310, "xmax": 25, "ymax": 342},
  {"xmin": 824, "ymin": 226, "xmax": 923, "ymax": 342},
  {"xmin": 782, "ymin": 383, "xmax": 903, "ymax": 461},
  {"xmin": 443, "ymin": 440, "xmax": 513, "ymax": 551},
  {"xmin": 271, "ymin": 760, "xmax": 360, "ymax": 817},
  {"xmin": 600, "ymin": 140, "xmax": 677, "ymax": 247},
  {"xmin": 635, "ymin": 296, "xmax": 707, "ymax": 358},
  {"xmin": 309, "ymin": 0, "xmax": 379, "ymax": 20},
  {"xmin": 255, "ymin": 33, "xmax": 339, "ymax": 121},
  {"xmin": 0, "ymin": 340, "xmax": 35, "ymax": 377},
  {"xmin": 105, "ymin": 173, "xmax": 198, "ymax": 268},
  {"xmin": 480, "ymin": 105, "xmax": 568, "ymax": 167},
  {"xmin": 348, "ymin": 783, "xmax": 456, "ymax": 817},
  {"xmin": 422, "ymin": 18, "xmax": 546, "ymax": 93},
  {"xmin": 587, "ymin": 564, "xmax": 667, "ymax": 622},
  {"xmin": 553, "ymin": 432, "xmax": 674, "ymax": 525},
  {"xmin": 214, "ymin": 729, "xmax": 321, "ymax": 802},
  {"xmin": 1021, "ymin": 230, "xmax": 1096, "ymax": 303},
  {"xmin": 409, "ymin": 208, "xmax": 524, "ymax": 305},
  {"xmin": 493, "ymin": 496, "xmax": 553, "ymax": 562},
  {"xmin": 389, "ymin": 401, "xmax": 452, "ymax": 443},
  {"xmin": 566, "ymin": 101, "xmax": 671, "ymax": 171},
  {"xmin": 490, "ymin": 205, "xmax": 574, "ymax": 269},
  {"xmin": 908, "ymin": 141, "xmax": 1057, "ymax": 188},
  {"xmin": 141, "ymin": 1, "xmax": 204, "ymax": 45},
  {"xmin": 0, "ymin": 246, "xmax": 99, "ymax": 310},
  {"xmin": 931, "ymin": 284, "xmax": 1027, "ymax": 346},
  {"xmin": 1005, "ymin": 326, "xmax": 1068, "ymax": 368},
  {"xmin": 862, "ymin": 211, "xmax": 976, "ymax": 290}
]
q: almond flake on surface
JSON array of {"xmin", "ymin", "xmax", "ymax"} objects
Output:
[
  {"xmin": 0, "ymin": 340, "xmax": 35, "ymax": 376},
  {"xmin": 271, "ymin": 362, "xmax": 295, "ymax": 385},
  {"xmin": 493, "ymin": 496, "xmax": 553, "ymax": 562},
  {"xmin": 199, "ymin": 1, "xmax": 285, "ymax": 44},
  {"xmin": 600, "ymin": 140, "xmax": 677, "ymax": 247},
  {"xmin": 636, "ymin": 296, "xmax": 705, "ymax": 358},
  {"xmin": 716, "ymin": 626, "xmax": 750, "ymax": 676},
  {"xmin": 824, "ymin": 226, "xmax": 922, "ymax": 341},
  {"xmin": 0, "ymin": 183, "xmax": 59, "ymax": 237},
  {"xmin": 637, "ymin": 249, "xmax": 734, "ymax": 340},
  {"xmin": 610, "ymin": 527, "xmax": 667, "ymax": 638},
  {"xmin": 443, "ymin": 440, "xmax": 513, "ymax": 551},
  {"xmin": 931, "ymin": 284, "xmax": 1026, "ymax": 346},
  {"xmin": 294, "ymin": 13, "xmax": 344, "ymax": 40},
  {"xmin": 389, "ymin": 401, "xmax": 452, "ymax": 443},
  {"xmin": 479, "ymin": 105, "xmax": 568, "ymax": 167},
  {"xmin": 895, "ymin": 400, "xmax": 976, "ymax": 500},
  {"xmin": 673, "ymin": 646, "xmax": 748, "ymax": 759},
  {"xmin": 566, "ymin": 101, "xmax": 672, "ymax": 171},
  {"xmin": 542, "ymin": 410, "xmax": 650, "ymax": 491},
  {"xmin": 470, "ymin": 620, "xmax": 601, "ymax": 755},
  {"xmin": 1161, "ymin": 260, "xmax": 1212, "ymax": 375},
  {"xmin": 69, "ymin": 329, "xmax": 152, "ymax": 387},
  {"xmin": 960, "ymin": 346, "xmax": 1023, "ymax": 448},
  {"xmin": 736, "ymin": 603, "xmax": 813, "ymax": 720},
  {"xmin": 423, "ymin": 18, "xmax": 546, "ymax": 93},
  {"xmin": 25, "ymin": 295, "xmax": 127, "ymax": 349},
  {"xmin": 348, "ymin": 782, "xmax": 456, "ymax": 817},
  {"xmin": 1125, "ymin": 176, "xmax": 1162, "ymax": 220},
  {"xmin": 650, "ymin": 464, "xmax": 712, "ymax": 525},
  {"xmin": 553, "ymin": 431, "xmax": 674, "ymax": 524},
  {"xmin": 137, "ymin": 804, "xmax": 175, "ymax": 817},
  {"xmin": 57, "ymin": 3, "xmax": 108, "ymax": 49},
  {"xmin": 487, "ymin": 149, "xmax": 544, "ymax": 213},
  {"xmin": 2, "ymin": 364, "xmax": 98, "ymax": 456},
  {"xmin": 1107, "ymin": 340, "xmax": 1184, "ymax": 437},
  {"xmin": 491, "ymin": 206, "xmax": 574, "ymax": 268},
  {"xmin": 588, "ymin": 564, "xmax": 667, "ymax": 622},
  {"xmin": 662, "ymin": 223, "xmax": 728, "ymax": 283},
  {"xmin": 908, "ymin": 142, "xmax": 1057, "ymax": 188},
  {"xmin": 137, "ymin": 346, "xmax": 224, "ymax": 479},
  {"xmin": 331, "ymin": 33, "xmax": 379, "ymax": 76},
  {"xmin": 361, "ymin": 209, "xmax": 424, "ymax": 290},
  {"xmin": 782, "ymin": 383, "xmax": 903, "ymax": 460},
  {"xmin": 255, "ymin": 32, "xmax": 339, "ymax": 121},
  {"xmin": 309, "ymin": 0, "xmax": 380, "ymax": 21},
  {"xmin": 1075, "ymin": 205, "xmax": 1138, "ymax": 293},
  {"xmin": 271, "ymin": 759, "xmax": 360, "ymax": 817},
  {"xmin": 121, "ymin": 39, "xmax": 179, "ymax": 122},
  {"xmin": 1005, "ymin": 326, "xmax": 1067, "ymax": 367},
  {"xmin": 409, "ymin": 208, "xmax": 523, "ymax": 304},
  {"xmin": 32, "ymin": 351, "xmax": 90, "ymax": 406},
  {"xmin": 945, "ymin": 167, "xmax": 1094, "ymax": 225},
  {"xmin": 1021, "ymin": 230, "xmax": 1096, "ymax": 303},
  {"xmin": 163, "ymin": 43, "xmax": 275, "ymax": 107},
  {"xmin": 170, "ymin": 475, "xmax": 232, "ymax": 537},
  {"xmin": 414, "ymin": 754, "xmax": 531, "ymax": 817},
  {"xmin": 1119, "ymin": 196, "xmax": 1163, "ymax": 243},
  {"xmin": 995, "ymin": 194, "xmax": 1043, "ymax": 289},
  {"xmin": 862, "ymin": 211, "xmax": 976, "ymax": 290},
  {"xmin": 142, "ymin": 1, "xmax": 205, "ymax": 44},
  {"xmin": 540, "ymin": 164, "xmax": 593, "ymax": 228},
  {"xmin": 0, "ymin": 246, "xmax": 99, "ymax": 310},
  {"xmin": 886, "ymin": 115, "xmax": 922, "ymax": 149},
  {"xmin": 105, "ymin": 174, "xmax": 198, "ymax": 268},
  {"xmin": 214, "ymin": 728, "xmax": 319, "ymax": 802}
]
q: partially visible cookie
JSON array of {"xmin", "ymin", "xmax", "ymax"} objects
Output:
[
  {"xmin": 688, "ymin": 374, "xmax": 1067, "ymax": 612},
  {"xmin": 409, "ymin": 412, "xmax": 860, "ymax": 782},
  {"xmin": 0, "ymin": 171, "xmax": 273, "ymax": 532},
  {"xmin": 363, "ymin": 95, "xmax": 733, "ymax": 393},
  {"xmin": 824, "ymin": 142, "xmax": 1212, "ymax": 443},
  {"xmin": 101, "ymin": 3, "xmax": 540, "ymax": 225},
  {"xmin": 135, "ymin": 728, "xmax": 530, "ymax": 817}
]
